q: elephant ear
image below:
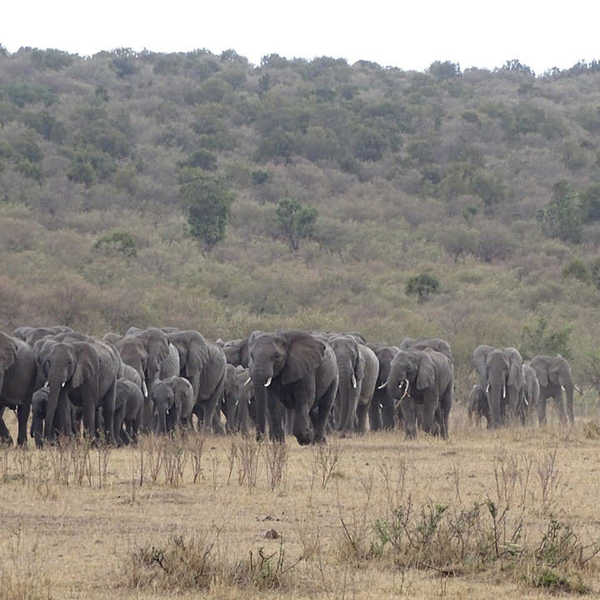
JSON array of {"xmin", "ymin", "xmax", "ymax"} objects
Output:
[
  {"xmin": 0, "ymin": 334, "xmax": 18, "ymax": 371},
  {"xmin": 549, "ymin": 358, "xmax": 570, "ymax": 386},
  {"xmin": 72, "ymin": 343, "xmax": 99, "ymax": 389},
  {"xmin": 281, "ymin": 332, "xmax": 325, "ymax": 385},
  {"xmin": 416, "ymin": 354, "xmax": 435, "ymax": 390},
  {"xmin": 534, "ymin": 363, "xmax": 549, "ymax": 387},
  {"xmin": 355, "ymin": 347, "xmax": 366, "ymax": 382},
  {"xmin": 508, "ymin": 360, "xmax": 523, "ymax": 387},
  {"xmin": 184, "ymin": 336, "xmax": 209, "ymax": 377}
]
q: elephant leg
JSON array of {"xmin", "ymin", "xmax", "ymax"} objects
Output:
[
  {"xmin": 420, "ymin": 392, "xmax": 437, "ymax": 436},
  {"xmin": 102, "ymin": 380, "xmax": 117, "ymax": 444},
  {"xmin": 369, "ymin": 397, "xmax": 382, "ymax": 431},
  {"xmin": 82, "ymin": 399, "xmax": 96, "ymax": 441},
  {"xmin": 399, "ymin": 398, "xmax": 417, "ymax": 439},
  {"xmin": 356, "ymin": 400, "xmax": 369, "ymax": 434},
  {"xmin": 267, "ymin": 392, "xmax": 285, "ymax": 443},
  {"xmin": 312, "ymin": 379, "xmax": 336, "ymax": 444},
  {"xmin": 552, "ymin": 390, "xmax": 567, "ymax": 425},
  {"xmin": 537, "ymin": 394, "xmax": 547, "ymax": 425},
  {"xmin": 0, "ymin": 407, "xmax": 13, "ymax": 446},
  {"xmin": 16, "ymin": 401, "xmax": 31, "ymax": 447}
]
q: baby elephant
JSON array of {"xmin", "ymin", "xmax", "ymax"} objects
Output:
[
  {"xmin": 151, "ymin": 376, "xmax": 194, "ymax": 435},
  {"xmin": 114, "ymin": 379, "xmax": 144, "ymax": 445},
  {"xmin": 467, "ymin": 384, "xmax": 491, "ymax": 428},
  {"xmin": 222, "ymin": 364, "xmax": 254, "ymax": 435}
]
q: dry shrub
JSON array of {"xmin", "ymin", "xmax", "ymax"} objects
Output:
[
  {"xmin": 0, "ymin": 527, "xmax": 52, "ymax": 600},
  {"xmin": 312, "ymin": 441, "xmax": 343, "ymax": 489},
  {"xmin": 264, "ymin": 441, "xmax": 288, "ymax": 491},
  {"xmin": 127, "ymin": 531, "xmax": 302, "ymax": 593}
]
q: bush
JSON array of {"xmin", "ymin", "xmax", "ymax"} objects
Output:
[
  {"xmin": 93, "ymin": 232, "xmax": 137, "ymax": 257},
  {"xmin": 406, "ymin": 273, "xmax": 440, "ymax": 302},
  {"xmin": 562, "ymin": 258, "xmax": 589, "ymax": 282}
]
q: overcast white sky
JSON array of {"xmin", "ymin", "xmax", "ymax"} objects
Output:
[{"xmin": 2, "ymin": 1, "xmax": 599, "ymax": 74}]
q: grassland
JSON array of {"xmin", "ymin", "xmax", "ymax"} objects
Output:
[{"xmin": 2, "ymin": 408, "xmax": 600, "ymax": 599}]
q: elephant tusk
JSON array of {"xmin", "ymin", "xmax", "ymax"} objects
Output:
[
  {"xmin": 351, "ymin": 373, "xmax": 357, "ymax": 389},
  {"xmin": 43, "ymin": 381, "xmax": 49, "ymax": 390},
  {"xmin": 244, "ymin": 377, "xmax": 252, "ymax": 386},
  {"xmin": 575, "ymin": 385, "xmax": 583, "ymax": 395},
  {"xmin": 399, "ymin": 378, "xmax": 409, "ymax": 400},
  {"xmin": 377, "ymin": 380, "xmax": 388, "ymax": 390},
  {"xmin": 142, "ymin": 380, "xmax": 148, "ymax": 398},
  {"xmin": 264, "ymin": 376, "xmax": 272, "ymax": 388},
  {"xmin": 485, "ymin": 384, "xmax": 490, "ymax": 394},
  {"xmin": 61, "ymin": 381, "xmax": 66, "ymax": 388}
]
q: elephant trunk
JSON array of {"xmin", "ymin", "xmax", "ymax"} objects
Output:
[
  {"xmin": 565, "ymin": 384, "xmax": 575, "ymax": 425},
  {"xmin": 31, "ymin": 405, "xmax": 45, "ymax": 449},
  {"xmin": 487, "ymin": 384, "xmax": 504, "ymax": 429},
  {"xmin": 155, "ymin": 405, "xmax": 168, "ymax": 435},
  {"xmin": 45, "ymin": 367, "xmax": 68, "ymax": 441}
]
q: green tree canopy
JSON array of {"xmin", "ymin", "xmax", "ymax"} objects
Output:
[
  {"xmin": 537, "ymin": 181, "xmax": 583, "ymax": 243},
  {"xmin": 179, "ymin": 169, "xmax": 235, "ymax": 250},
  {"xmin": 275, "ymin": 198, "xmax": 318, "ymax": 251}
]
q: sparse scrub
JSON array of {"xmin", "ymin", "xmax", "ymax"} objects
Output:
[{"xmin": 313, "ymin": 441, "xmax": 343, "ymax": 489}]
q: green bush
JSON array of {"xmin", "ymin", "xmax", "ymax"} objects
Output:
[{"xmin": 406, "ymin": 273, "xmax": 440, "ymax": 302}]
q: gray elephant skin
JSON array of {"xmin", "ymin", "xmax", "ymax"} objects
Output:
[
  {"xmin": 368, "ymin": 344, "xmax": 400, "ymax": 430},
  {"xmin": 248, "ymin": 330, "xmax": 339, "ymax": 445},
  {"xmin": 151, "ymin": 376, "xmax": 194, "ymax": 434},
  {"xmin": 114, "ymin": 379, "xmax": 144, "ymax": 444},
  {"xmin": 222, "ymin": 364, "xmax": 253, "ymax": 435},
  {"xmin": 330, "ymin": 335, "xmax": 378, "ymax": 434},
  {"xmin": 530, "ymin": 355, "xmax": 575, "ymax": 425},
  {"xmin": 382, "ymin": 348, "xmax": 453, "ymax": 439},
  {"xmin": 43, "ymin": 336, "xmax": 121, "ymax": 443},
  {"xmin": 522, "ymin": 362, "xmax": 541, "ymax": 425},
  {"xmin": 0, "ymin": 331, "xmax": 37, "ymax": 446},
  {"xmin": 467, "ymin": 384, "xmax": 490, "ymax": 428}
]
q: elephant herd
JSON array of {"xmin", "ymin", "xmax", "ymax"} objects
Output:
[
  {"xmin": 0, "ymin": 324, "xmax": 577, "ymax": 448},
  {"xmin": 469, "ymin": 345, "xmax": 576, "ymax": 429}
]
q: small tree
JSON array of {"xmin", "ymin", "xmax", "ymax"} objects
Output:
[
  {"xmin": 179, "ymin": 169, "xmax": 235, "ymax": 251},
  {"xmin": 521, "ymin": 316, "xmax": 572, "ymax": 359},
  {"xmin": 275, "ymin": 198, "xmax": 318, "ymax": 251},
  {"xmin": 537, "ymin": 182, "xmax": 583, "ymax": 243},
  {"xmin": 406, "ymin": 273, "xmax": 440, "ymax": 303}
]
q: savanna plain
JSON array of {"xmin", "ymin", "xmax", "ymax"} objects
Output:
[{"xmin": 2, "ymin": 408, "xmax": 600, "ymax": 600}]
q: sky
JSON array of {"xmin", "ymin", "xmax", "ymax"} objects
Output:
[{"xmin": 2, "ymin": 1, "xmax": 600, "ymax": 74}]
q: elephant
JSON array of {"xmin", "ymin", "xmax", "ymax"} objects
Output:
[
  {"xmin": 380, "ymin": 348, "xmax": 453, "ymax": 439},
  {"xmin": 472, "ymin": 345, "xmax": 524, "ymax": 428},
  {"xmin": 400, "ymin": 337, "xmax": 453, "ymax": 364},
  {"xmin": 113, "ymin": 379, "xmax": 144, "ymax": 444},
  {"xmin": 220, "ymin": 338, "xmax": 250, "ymax": 368},
  {"xmin": 368, "ymin": 344, "xmax": 400, "ymax": 430},
  {"xmin": 0, "ymin": 331, "xmax": 37, "ymax": 446},
  {"xmin": 222, "ymin": 364, "xmax": 253, "ymax": 435},
  {"xmin": 150, "ymin": 376, "xmax": 194, "ymax": 434},
  {"xmin": 521, "ymin": 362, "xmax": 541, "ymax": 425},
  {"xmin": 467, "ymin": 384, "xmax": 490, "ymax": 428},
  {"xmin": 529, "ymin": 355, "xmax": 575, "ymax": 425},
  {"xmin": 43, "ymin": 337, "xmax": 121, "ymax": 444},
  {"xmin": 248, "ymin": 330, "xmax": 339, "ymax": 445},
  {"xmin": 166, "ymin": 330, "xmax": 226, "ymax": 434},
  {"xmin": 116, "ymin": 328, "xmax": 180, "ymax": 399},
  {"xmin": 329, "ymin": 335, "xmax": 378, "ymax": 434}
]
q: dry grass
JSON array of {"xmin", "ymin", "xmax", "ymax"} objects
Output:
[{"xmin": 1, "ymin": 409, "xmax": 600, "ymax": 599}]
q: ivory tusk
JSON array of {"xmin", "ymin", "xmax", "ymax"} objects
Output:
[
  {"xmin": 61, "ymin": 381, "xmax": 66, "ymax": 388},
  {"xmin": 264, "ymin": 376, "xmax": 272, "ymax": 388},
  {"xmin": 399, "ymin": 378, "xmax": 409, "ymax": 400},
  {"xmin": 377, "ymin": 381, "xmax": 388, "ymax": 390},
  {"xmin": 351, "ymin": 373, "xmax": 357, "ymax": 389},
  {"xmin": 244, "ymin": 377, "xmax": 252, "ymax": 386},
  {"xmin": 142, "ymin": 380, "xmax": 148, "ymax": 398}
]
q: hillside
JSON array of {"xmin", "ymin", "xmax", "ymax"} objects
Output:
[{"xmin": 1, "ymin": 46, "xmax": 600, "ymax": 386}]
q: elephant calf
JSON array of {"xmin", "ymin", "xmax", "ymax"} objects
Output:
[
  {"xmin": 114, "ymin": 379, "xmax": 144, "ymax": 445},
  {"xmin": 151, "ymin": 376, "xmax": 194, "ymax": 435},
  {"xmin": 467, "ymin": 384, "xmax": 490, "ymax": 428}
]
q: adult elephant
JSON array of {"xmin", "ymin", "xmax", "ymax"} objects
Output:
[
  {"xmin": 166, "ymin": 330, "xmax": 226, "ymax": 434},
  {"xmin": 368, "ymin": 344, "xmax": 400, "ymax": 430},
  {"xmin": 151, "ymin": 376, "xmax": 194, "ymax": 434},
  {"xmin": 530, "ymin": 355, "xmax": 575, "ymax": 425},
  {"xmin": 222, "ymin": 364, "xmax": 253, "ymax": 435},
  {"xmin": 116, "ymin": 328, "xmax": 179, "ymax": 399},
  {"xmin": 219, "ymin": 338, "xmax": 250, "ymax": 368},
  {"xmin": 330, "ymin": 335, "xmax": 378, "ymax": 434},
  {"xmin": 13, "ymin": 325, "xmax": 73, "ymax": 346},
  {"xmin": 380, "ymin": 348, "xmax": 453, "ymax": 439},
  {"xmin": 522, "ymin": 362, "xmax": 540, "ymax": 425},
  {"xmin": 248, "ymin": 330, "xmax": 338, "ymax": 445},
  {"xmin": 0, "ymin": 331, "xmax": 37, "ymax": 446},
  {"xmin": 43, "ymin": 338, "xmax": 121, "ymax": 443}
]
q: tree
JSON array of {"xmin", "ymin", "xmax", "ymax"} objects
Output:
[
  {"xmin": 428, "ymin": 61, "xmax": 461, "ymax": 80},
  {"xmin": 406, "ymin": 273, "xmax": 440, "ymax": 303},
  {"xmin": 537, "ymin": 182, "xmax": 583, "ymax": 243},
  {"xmin": 275, "ymin": 198, "xmax": 318, "ymax": 251},
  {"xmin": 179, "ymin": 169, "xmax": 235, "ymax": 250},
  {"xmin": 521, "ymin": 316, "xmax": 572, "ymax": 359}
]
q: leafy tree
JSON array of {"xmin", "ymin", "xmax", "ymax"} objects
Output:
[
  {"xmin": 589, "ymin": 258, "xmax": 600, "ymax": 290},
  {"xmin": 428, "ymin": 61, "xmax": 461, "ymax": 80},
  {"xmin": 471, "ymin": 171, "xmax": 506, "ymax": 214},
  {"xmin": 275, "ymin": 198, "xmax": 318, "ymax": 251},
  {"xmin": 111, "ymin": 48, "xmax": 138, "ymax": 78},
  {"xmin": 580, "ymin": 184, "xmax": 600, "ymax": 221},
  {"xmin": 31, "ymin": 48, "xmax": 74, "ymax": 70},
  {"xmin": 181, "ymin": 149, "xmax": 218, "ymax": 171},
  {"xmin": 405, "ymin": 273, "xmax": 440, "ymax": 303},
  {"xmin": 562, "ymin": 258, "xmax": 589, "ymax": 282},
  {"xmin": 93, "ymin": 232, "xmax": 137, "ymax": 257},
  {"xmin": 521, "ymin": 316, "xmax": 572, "ymax": 359},
  {"xmin": 179, "ymin": 169, "xmax": 235, "ymax": 250},
  {"xmin": 537, "ymin": 182, "xmax": 583, "ymax": 243},
  {"xmin": 501, "ymin": 59, "xmax": 535, "ymax": 76}
]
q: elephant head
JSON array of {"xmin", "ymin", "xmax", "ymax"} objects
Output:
[
  {"xmin": 167, "ymin": 330, "xmax": 209, "ymax": 380},
  {"xmin": 330, "ymin": 335, "xmax": 364, "ymax": 431},
  {"xmin": 485, "ymin": 349, "xmax": 509, "ymax": 428},
  {"xmin": 248, "ymin": 330, "xmax": 326, "ymax": 445},
  {"xmin": 530, "ymin": 355, "xmax": 575, "ymax": 424},
  {"xmin": 150, "ymin": 380, "xmax": 174, "ymax": 435},
  {"xmin": 222, "ymin": 338, "xmax": 250, "ymax": 367},
  {"xmin": 44, "ymin": 342, "xmax": 99, "ymax": 441}
]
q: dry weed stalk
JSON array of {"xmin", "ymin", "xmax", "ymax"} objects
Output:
[
  {"xmin": 264, "ymin": 441, "xmax": 288, "ymax": 491},
  {"xmin": 537, "ymin": 448, "xmax": 562, "ymax": 509},
  {"xmin": 187, "ymin": 433, "xmax": 206, "ymax": 484},
  {"xmin": 313, "ymin": 441, "xmax": 343, "ymax": 489},
  {"xmin": 162, "ymin": 439, "xmax": 188, "ymax": 487},
  {"xmin": 237, "ymin": 437, "xmax": 261, "ymax": 488}
]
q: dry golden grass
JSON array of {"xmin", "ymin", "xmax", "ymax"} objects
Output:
[{"xmin": 1, "ymin": 407, "xmax": 600, "ymax": 599}]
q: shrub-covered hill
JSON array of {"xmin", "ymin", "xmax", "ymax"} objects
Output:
[{"xmin": 1, "ymin": 47, "xmax": 600, "ymax": 384}]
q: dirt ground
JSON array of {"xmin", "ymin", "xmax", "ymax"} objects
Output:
[{"xmin": 1, "ymin": 408, "xmax": 600, "ymax": 599}]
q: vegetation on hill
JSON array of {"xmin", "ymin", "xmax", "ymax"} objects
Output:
[{"xmin": 1, "ymin": 45, "xmax": 600, "ymax": 386}]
